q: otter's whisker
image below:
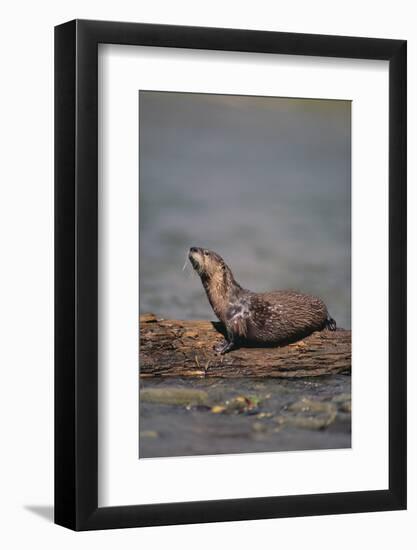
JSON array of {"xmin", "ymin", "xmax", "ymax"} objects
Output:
[{"xmin": 182, "ymin": 252, "xmax": 196, "ymax": 278}]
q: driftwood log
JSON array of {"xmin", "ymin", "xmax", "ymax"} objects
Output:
[{"xmin": 140, "ymin": 313, "xmax": 351, "ymax": 378}]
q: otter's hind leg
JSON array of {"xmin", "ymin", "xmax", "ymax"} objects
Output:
[{"xmin": 325, "ymin": 316, "xmax": 337, "ymax": 331}]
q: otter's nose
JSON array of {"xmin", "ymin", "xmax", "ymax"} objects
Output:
[{"xmin": 190, "ymin": 247, "xmax": 199, "ymax": 253}]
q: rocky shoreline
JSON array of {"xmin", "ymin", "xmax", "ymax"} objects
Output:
[{"xmin": 139, "ymin": 375, "xmax": 351, "ymax": 458}]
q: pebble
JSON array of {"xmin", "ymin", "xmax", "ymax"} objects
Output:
[
  {"xmin": 140, "ymin": 430, "xmax": 159, "ymax": 439},
  {"xmin": 140, "ymin": 387, "xmax": 209, "ymax": 406}
]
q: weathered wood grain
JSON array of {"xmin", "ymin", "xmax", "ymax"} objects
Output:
[{"xmin": 139, "ymin": 313, "xmax": 351, "ymax": 378}]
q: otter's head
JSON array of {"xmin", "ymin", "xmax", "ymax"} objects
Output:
[
  {"xmin": 188, "ymin": 247, "xmax": 242, "ymax": 321},
  {"xmin": 188, "ymin": 247, "xmax": 226, "ymax": 279}
]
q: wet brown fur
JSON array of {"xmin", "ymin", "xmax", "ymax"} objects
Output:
[{"xmin": 189, "ymin": 247, "xmax": 335, "ymax": 353}]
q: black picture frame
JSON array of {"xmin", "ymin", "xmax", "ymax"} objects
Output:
[{"xmin": 55, "ymin": 19, "xmax": 407, "ymax": 531}]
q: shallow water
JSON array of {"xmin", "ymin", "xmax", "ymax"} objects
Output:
[{"xmin": 139, "ymin": 376, "xmax": 351, "ymax": 458}]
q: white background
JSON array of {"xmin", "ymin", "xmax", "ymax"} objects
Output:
[
  {"xmin": 0, "ymin": 0, "xmax": 415, "ymax": 548},
  {"xmin": 99, "ymin": 46, "xmax": 388, "ymax": 506}
]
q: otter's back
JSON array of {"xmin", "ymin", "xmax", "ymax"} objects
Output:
[{"xmin": 246, "ymin": 290, "xmax": 328, "ymax": 343}]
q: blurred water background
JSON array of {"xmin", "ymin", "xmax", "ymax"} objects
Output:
[{"xmin": 139, "ymin": 91, "xmax": 351, "ymax": 330}]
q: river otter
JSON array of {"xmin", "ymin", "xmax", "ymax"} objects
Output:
[{"xmin": 189, "ymin": 247, "xmax": 336, "ymax": 354}]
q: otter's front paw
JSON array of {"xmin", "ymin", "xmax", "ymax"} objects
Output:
[{"xmin": 213, "ymin": 340, "xmax": 235, "ymax": 354}]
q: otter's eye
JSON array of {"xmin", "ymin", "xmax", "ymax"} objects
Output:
[{"xmin": 203, "ymin": 250, "xmax": 209, "ymax": 256}]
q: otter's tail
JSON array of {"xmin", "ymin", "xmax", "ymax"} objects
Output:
[{"xmin": 325, "ymin": 316, "xmax": 337, "ymax": 331}]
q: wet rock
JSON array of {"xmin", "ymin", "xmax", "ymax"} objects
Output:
[
  {"xmin": 256, "ymin": 412, "xmax": 273, "ymax": 419},
  {"xmin": 278, "ymin": 415, "xmax": 336, "ymax": 430},
  {"xmin": 211, "ymin": 405, "xmax": 227, "ymax": 414},
  {"xmin": 224, "ymin": 396, "xmax": 260, "ymax": 414},
  {"xmin": 275, "ymin": 398, "xmax": 337, "ymax": 430},
  {"xmin": 331, "ymin": 393, "xmax": 352, "ymax": 413},
  {"xmin": 339, "ymin": 401, "xmax": 351, "ymax": 413},
  {"xmin": 140, "ymin": 430, "xmax": 159, "ymax": 438},
  {"xmin": 288, "ymin": 398, "xmax": 336, "ymax": 415},
  {"xmin": 209, "ymin": 395, "xmax": 261, "ymax": 415},
  {"xmin": 252, "ymin": 422, "xmax": 268, "ymax": 433},
  {"xmin": 140, "ymin": 387, "xmax": 209, "ymax": 406},
  {"xmin": 331, "ymin": 393, "xmax": 351, "ymax": 403}
]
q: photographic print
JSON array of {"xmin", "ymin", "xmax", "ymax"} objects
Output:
[
  {"xmin": 55, "ymin": 21, "xmax": 406, "ymax": 529},
  {"xmin": 139, "ymin": 91, "xmax": 351, "ymax": 459}
]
